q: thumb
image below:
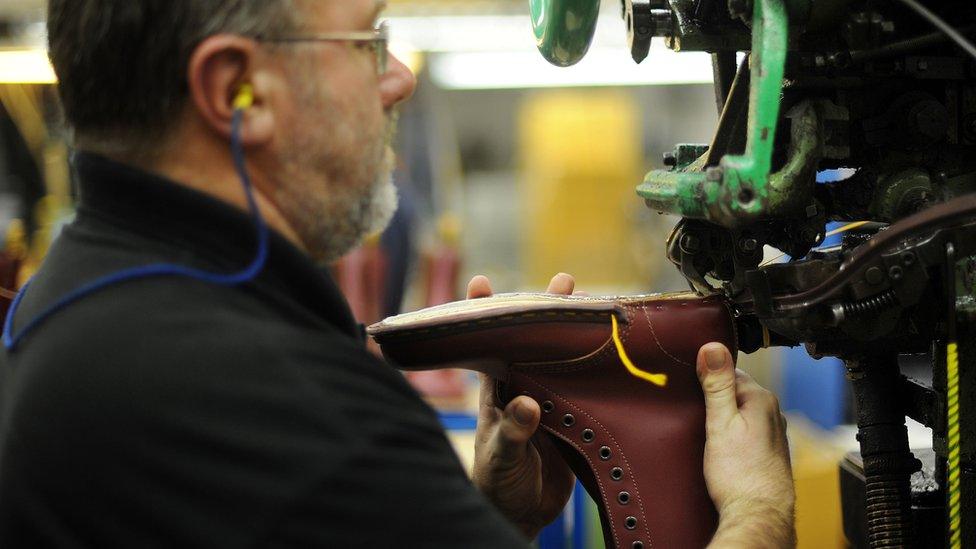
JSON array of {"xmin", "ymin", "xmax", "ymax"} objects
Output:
[
  {"xmin": 696, "ymin": 342, "xmax": 738, "ymax": 428},
  {"xmin": 491, "ymin": 396, "xmax": 540, "ymax": 464}
]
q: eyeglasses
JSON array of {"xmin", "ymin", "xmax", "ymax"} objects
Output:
[{"xmin": 257, "ymin": 21, "xmax": 390, "ymax": 75}]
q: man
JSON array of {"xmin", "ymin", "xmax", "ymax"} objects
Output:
[{"xmin": 0, "ymin": 1, "xmax": 794, "ymax": 547}]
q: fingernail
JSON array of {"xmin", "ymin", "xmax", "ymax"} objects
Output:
[
  {"xmin": 512, "ymin": 402, "xmax": 533, "ymax": 426},
  {"xmin": 705, "ymin": 346, "xmax": 726, "ymax": 371}
]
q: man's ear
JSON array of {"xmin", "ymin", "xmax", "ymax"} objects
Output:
[{"xmin": 186, "ymin": 34, "xmax": 275, "ymax": 146}]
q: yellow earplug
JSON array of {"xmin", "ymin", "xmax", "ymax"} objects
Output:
[{"xmin": 233, "ymin": 84, "xmax": 254, "ymax": 110}]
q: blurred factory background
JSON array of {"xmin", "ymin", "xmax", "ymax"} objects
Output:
[{"xmin": 0, "ymin": 1, "xmax": 934, "ymax": 547}]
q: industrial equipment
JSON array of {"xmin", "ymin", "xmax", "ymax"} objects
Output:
[{"xmin": 530, "ymin": 0, "xmax": 976, "ymax": 547}]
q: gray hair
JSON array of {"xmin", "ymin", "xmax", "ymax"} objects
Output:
[{"xmin": 47, "ymin": 0, "xmax": 297, "ymax": 157}]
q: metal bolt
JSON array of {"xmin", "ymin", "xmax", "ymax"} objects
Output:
[
  {"xmin": 679, "ymin": 234, "xmax": 700, "ymax": 254},
  {"xmin": 801, "ymin": 228, "xmax": 819, "ymax": 244},
  {"xmin": 739, "ymin": 238, "xmax": 759, "ymax": 253},
  {"xmin": 738, "ymin": 187, "xmax": 755, "ymax": 204},
  {"xmin": 865, "ymin": 266, "xmax": 885, "ymax": 285},
  {"xmin": 889, "ymin": 265, "xmax": 904, "ymax": 281}
]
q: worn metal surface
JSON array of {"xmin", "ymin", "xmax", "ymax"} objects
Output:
[
  {"xmin": 529, "ymin": 0, "xmax": 601, "ymax": 67},
  {"xmin": 847, "ymin": 354, "xmax": 921, "ymax": 548},
  {"xmin": 637, "ymin": 0, "xmax": 792, "ymax": 227}
]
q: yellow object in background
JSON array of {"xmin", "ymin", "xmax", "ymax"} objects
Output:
[
  {"xmin": 518, "ymin": 90, "xmax": 647, "ymax": 291},
  {"xmin": 788, "ymin": 415, "xmax": 847, "ymax": 549}
]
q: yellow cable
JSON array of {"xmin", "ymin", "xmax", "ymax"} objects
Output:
[
  {"xmin": 947, "ymin": 341, "xmax": 961, "ymax": 549},
  {"xmin": 824, "ymin": 220, "xmax": 869, "ymax": 238},
  {"xmin": 611, "ymin": 314, "xmax": 668, "ymax": 387}
]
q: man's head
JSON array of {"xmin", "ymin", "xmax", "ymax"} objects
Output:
[{"xmin": 47, "ymin": 0, "xmax": 416, "ymax": 263}]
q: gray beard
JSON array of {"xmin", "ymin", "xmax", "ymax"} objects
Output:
[{"xmin": 273, "ymin": 118, "xmax": 399, "ymax": 265}]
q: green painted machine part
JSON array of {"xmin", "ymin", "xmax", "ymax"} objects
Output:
[
  {"xmin": 637, "ymin": 0, "xmax": 795, "ymax": 227},
  {"xmin": 529, "ymin": 0, "xmax": 601, "ymax": 67}
]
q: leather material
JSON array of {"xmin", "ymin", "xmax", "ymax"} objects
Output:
[{"xmin": 368, "ymin": 292, "xmax": 738, "ymax": 549}]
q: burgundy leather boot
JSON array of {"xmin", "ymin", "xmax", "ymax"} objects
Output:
[{"xmin": 368, "ymin": 292, "xmax": 738, "ymax": 549}]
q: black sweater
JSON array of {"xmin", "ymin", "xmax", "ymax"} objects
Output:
[{"xmin": 0, "ymin": 153, "xmax": 527, "ymax": 548}]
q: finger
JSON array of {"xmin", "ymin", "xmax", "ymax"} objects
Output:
[
  {"xmin": 475, "ymin": 374, "xmax": 502, "ymax": 448},
  {"xmin": 573, "ymin": 290, "xmax": 590, "ymax": 297},
  {"xmin": 546, "ymin": 273, "xmax": 575, "ymax": 295},
  {"xmin": 467, "ymin": 275, "xmax": 493, "ymax": 299},
  {"xmin": 476, "ymin": 372, "xmax": 501, "ymax": 425},
  {"xmin": 733, "ymin": 369, "xmax": 765, "ymax": 405},
  {"xmin": 736, "ymin": 374, "xmax": 778, "ymax": 410},
  {"xmin": 491, "ymin": 396, "xmax": 541, "ymax": 463},
  {"xmin": 696, "ymin": 342, "xmax": 738, "ymax": 427},
  {"xmin": 534, "ymin": 430, "xmax": 576, "ymax": 482}
]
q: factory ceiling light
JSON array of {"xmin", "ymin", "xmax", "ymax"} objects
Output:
[{"xmin": 0, "ymin": 48, "xmax": 55, "ymax": 84}]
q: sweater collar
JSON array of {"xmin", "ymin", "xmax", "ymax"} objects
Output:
[{"xmin": 72, "ymin": 151, "xmax": 360, "ymax": 339}]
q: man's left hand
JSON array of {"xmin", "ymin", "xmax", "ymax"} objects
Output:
[{"xmin": 467, "ymin": 273, "xmax": 577, "ymax": 539}]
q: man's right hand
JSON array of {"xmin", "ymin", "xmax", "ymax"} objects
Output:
[{"xmin": 695, "ymin": 342, "xmax": 796, "ymax": 548}]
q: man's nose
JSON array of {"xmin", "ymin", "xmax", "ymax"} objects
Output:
[{"xmin": 380, "ymin": 53, "xmax": 417, "ymax": 108}]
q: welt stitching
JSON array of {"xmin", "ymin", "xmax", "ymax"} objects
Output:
[
  {"xmin": 520, "ymin": 374, "xmax": 653, "ymax": 545},
  {"xmin": 375, "ymin": 310, "xmax": 609, "ymax": 340}
]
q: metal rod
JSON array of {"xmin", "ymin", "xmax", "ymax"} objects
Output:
[{"xmin": 847, "ymin": 353, "xmax": 921, "ymax": 547}]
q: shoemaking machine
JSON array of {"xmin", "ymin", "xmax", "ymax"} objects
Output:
[{"xmin": 526, "ymin": 0, "xmax": 976, "ymax": 546}]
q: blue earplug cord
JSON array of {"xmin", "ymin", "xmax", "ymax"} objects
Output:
[{"xmin": 3, "ymin": 88, "xmax": 269, "ymax": 351}]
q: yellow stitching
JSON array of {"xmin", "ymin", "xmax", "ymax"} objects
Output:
[{"xmin": 611, "ymin": 314, "xmax": 667, "ymax": 387}]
